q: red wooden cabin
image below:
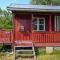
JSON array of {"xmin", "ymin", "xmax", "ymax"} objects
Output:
[
  {"xmin": 7, "ymin": 4, "xmax": 60, "ymax": 47},
  {"xmin": 1, "ymin": 4, "xmax": 60, "ymax": 47}
]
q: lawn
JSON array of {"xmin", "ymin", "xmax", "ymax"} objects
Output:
[
  {"xmin": 0, "ymin": 52, "xmax": 14, "ymax": 60},
  {"xmin": 0, "ymin": 47, "xmax": 60, "ymax": 60},
  {"xmin": 37, "ymin": 55, "xmax": 60, "ymax": 60},
  {"xmin": 36, "ymin": 47, "xmax": 60, "ymax": 60}
]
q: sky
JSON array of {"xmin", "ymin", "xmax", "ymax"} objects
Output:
[{"xmin": 0, "ymin": 0, "xmax": 31, "ymax": 9}]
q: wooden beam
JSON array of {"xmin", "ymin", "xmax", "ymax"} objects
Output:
[
  {"xmin": 49, "ymin": 15, "xmax": 52, "ymax": 32},
  {"xmin": 34, "ymin": 43, "xmax": 60, "ymax": 47}
]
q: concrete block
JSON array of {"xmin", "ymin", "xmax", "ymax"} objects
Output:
[{"xmin": 46, "ymin": 47, "xmax": 53, "ymax": 53}]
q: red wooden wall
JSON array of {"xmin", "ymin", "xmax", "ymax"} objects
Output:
[
  {"xmin": 13, "ymin": 12, "xmax": 60, "ymax": 44},
  {"xmin": 14, "ymin": 14, "xmax": 32, "ymax": 41}
]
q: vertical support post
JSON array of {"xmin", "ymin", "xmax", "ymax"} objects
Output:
[
  {"xmin": 14, "ymin": 46, "xmax": 16, "ymax": 60},
  {"xmin": 32, "ymin": 14, "xmax": 33, "ymax": 32},
  {"xmin": 49, "ymin": 15, "xmax": 52, "ymax": 32},
  {"xmin": 31, "ymin": 14, "xmax": 33, "ymax": 40},
  {"xmin": 46, "ymin": 15, "xmax": 53, "ymax": 53},
  {"xmin": 32, "ymin": 43, "xmax": 36, "ymax": 59}
]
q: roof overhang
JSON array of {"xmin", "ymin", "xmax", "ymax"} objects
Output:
[
  {"xmin": 7, "ymin": 7, "xmax": 60, "ymax": 12},
  {"xmin": 7, "ymin": 4, "xmax": 60, "ymax": 12}
]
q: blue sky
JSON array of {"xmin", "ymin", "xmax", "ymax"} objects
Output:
[{"xmin": 0, "ymin": 0, "xmax": 31, "ymax": 9}]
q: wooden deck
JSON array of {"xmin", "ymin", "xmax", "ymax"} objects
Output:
[
  {"xmin": 15, "ymin": 32, "xmax": 60, "ymax": 47},
  {"xmin": 0, "ymin": 30, "xmax": 60, "ymax": 46}
]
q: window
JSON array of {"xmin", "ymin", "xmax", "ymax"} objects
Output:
[
  {"xmin": 32, "ymin": 17, "xmax": 45, "ymax": 31},
  {"xmin": 54, "ymin": 16, "xmax": 60, "ymax": 31}
]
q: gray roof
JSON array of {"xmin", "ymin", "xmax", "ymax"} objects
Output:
[{"xmin": 7, "ymin": 4, "xmax": 60, "ymax": 12}]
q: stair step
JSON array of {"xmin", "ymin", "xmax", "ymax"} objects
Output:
[
  {"xmin": 14, "ymin": 41, "xmax": 36, "ymax": 60},
  {"xmin": 16, "ymin": 54, "xmax": 34, "ymax": 57},
  {"xmin": 15, "ymin": 46, "xmax": 33, "ymax": 47},
  {"xmin": 15, "ymin": 41, "xmax": 33, "ymax": 43},
  {"xmin": 16, "ymin": 52, "xmax": 33, "ymax": 54},
  {"xmin": 15, "ymin": 47, "xmax": 33, "ymax": 51},
  {"xmin": 16, "ymin": 50, "xmax": 33, "ymax": 52}
]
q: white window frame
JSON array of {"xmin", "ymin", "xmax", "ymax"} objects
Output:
[{"xmin": 32, "ymin": 17, "xmax": 45, "ymax": 31}]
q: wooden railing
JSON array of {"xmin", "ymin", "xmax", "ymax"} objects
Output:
[
  {"xmin": 15, "ymin": 32, "xmax": 60, "ymax": 43},
  {"xmin": 0, "ymin": 29, "xmax": 13, "ymax": 44},
  {"xmin": 0, "ymin": 30, "xmax": 60, "ymax": 44},
  {"xmin": 32, "ymin": 32, "xmax": 60, "ymax": 43}
]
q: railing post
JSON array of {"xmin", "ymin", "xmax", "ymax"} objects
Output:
[
  {"xmin": 10, "ymin": 31, "xmax": 11, "ymax": 43},
  {"xmin": 49, "ymin": 15, "xmax": 52, "ymax": 32}
]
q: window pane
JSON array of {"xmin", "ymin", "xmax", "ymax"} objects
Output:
[
  {"xmin": 33, "ymin": 25, "xmax": 37, "ymax": 30},
  {"xmin": 54, "ymin": 16, "xmax": 60, "ymax": 31},
  {"xmin": 32, "ymin": 18, "xmax": 37, "ymax": 24},
  {"xmin": 39, "ymin": 25, "xmax": 44, "ymax": 30},
  {"xmin": 39, "ymin": 19, "xmax": 44, "ymax": 24},
  {"xmin": 57, "ymin": 16, "xmax": 60, "ymax": 31}
]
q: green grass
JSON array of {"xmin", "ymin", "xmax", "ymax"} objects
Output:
[
  {"xmin": 0, "ymin": 47, "xmax": 60, "ymax": 60},
  {"xmin": 0, "ymin": 45, "xmax": 4, "ymax": 52},
  {"xmin": 37, "ymin": 55, "xmax": 60, "ymax": 60},
  {"xmin": 36, "ymin": 47, "xmax": 60, "ymax": 60}
]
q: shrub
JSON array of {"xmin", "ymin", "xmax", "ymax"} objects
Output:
[{"xmin": 0, "ymin": 45, "xmax": 4, "ymax": 52}]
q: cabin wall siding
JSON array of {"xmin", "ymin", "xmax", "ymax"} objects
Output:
[
  {"xmin": 14, "ymin": 14, "xmax": 32, "ymax": 41},
  {"xmin": 13, "ymin": 13, "xmax": 60, "ymax": 44}
]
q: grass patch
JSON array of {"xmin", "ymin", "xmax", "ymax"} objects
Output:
[
  {"xmin": 35, "ymin": 47, "xmax": 46, "ymax": 56},
  {"xmin": 0, "ymin": 47, "xmax": 60, "ymax": 60},
  {"xmin": 35, "ymin": 47, "xmax": 60, "ymax": 60},
  {"xmin": 0, "ymin": 52, "xmax": 13, "ymax": 60},
  {"xmin": 0, "ymin": 44, "xmax": 4, "ymax": 52},
  {"xmin": 37, "ymin": 55, "xmax": 60, "ymax": 60}
]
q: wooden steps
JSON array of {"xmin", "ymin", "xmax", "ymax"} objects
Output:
[
  {"xmin": 14, "ymin": 41, "xmax": 36, "ymax": 60},
  {"xmin": 16, "ymin": 54, "xmax": 34, "ymax": 57}
]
